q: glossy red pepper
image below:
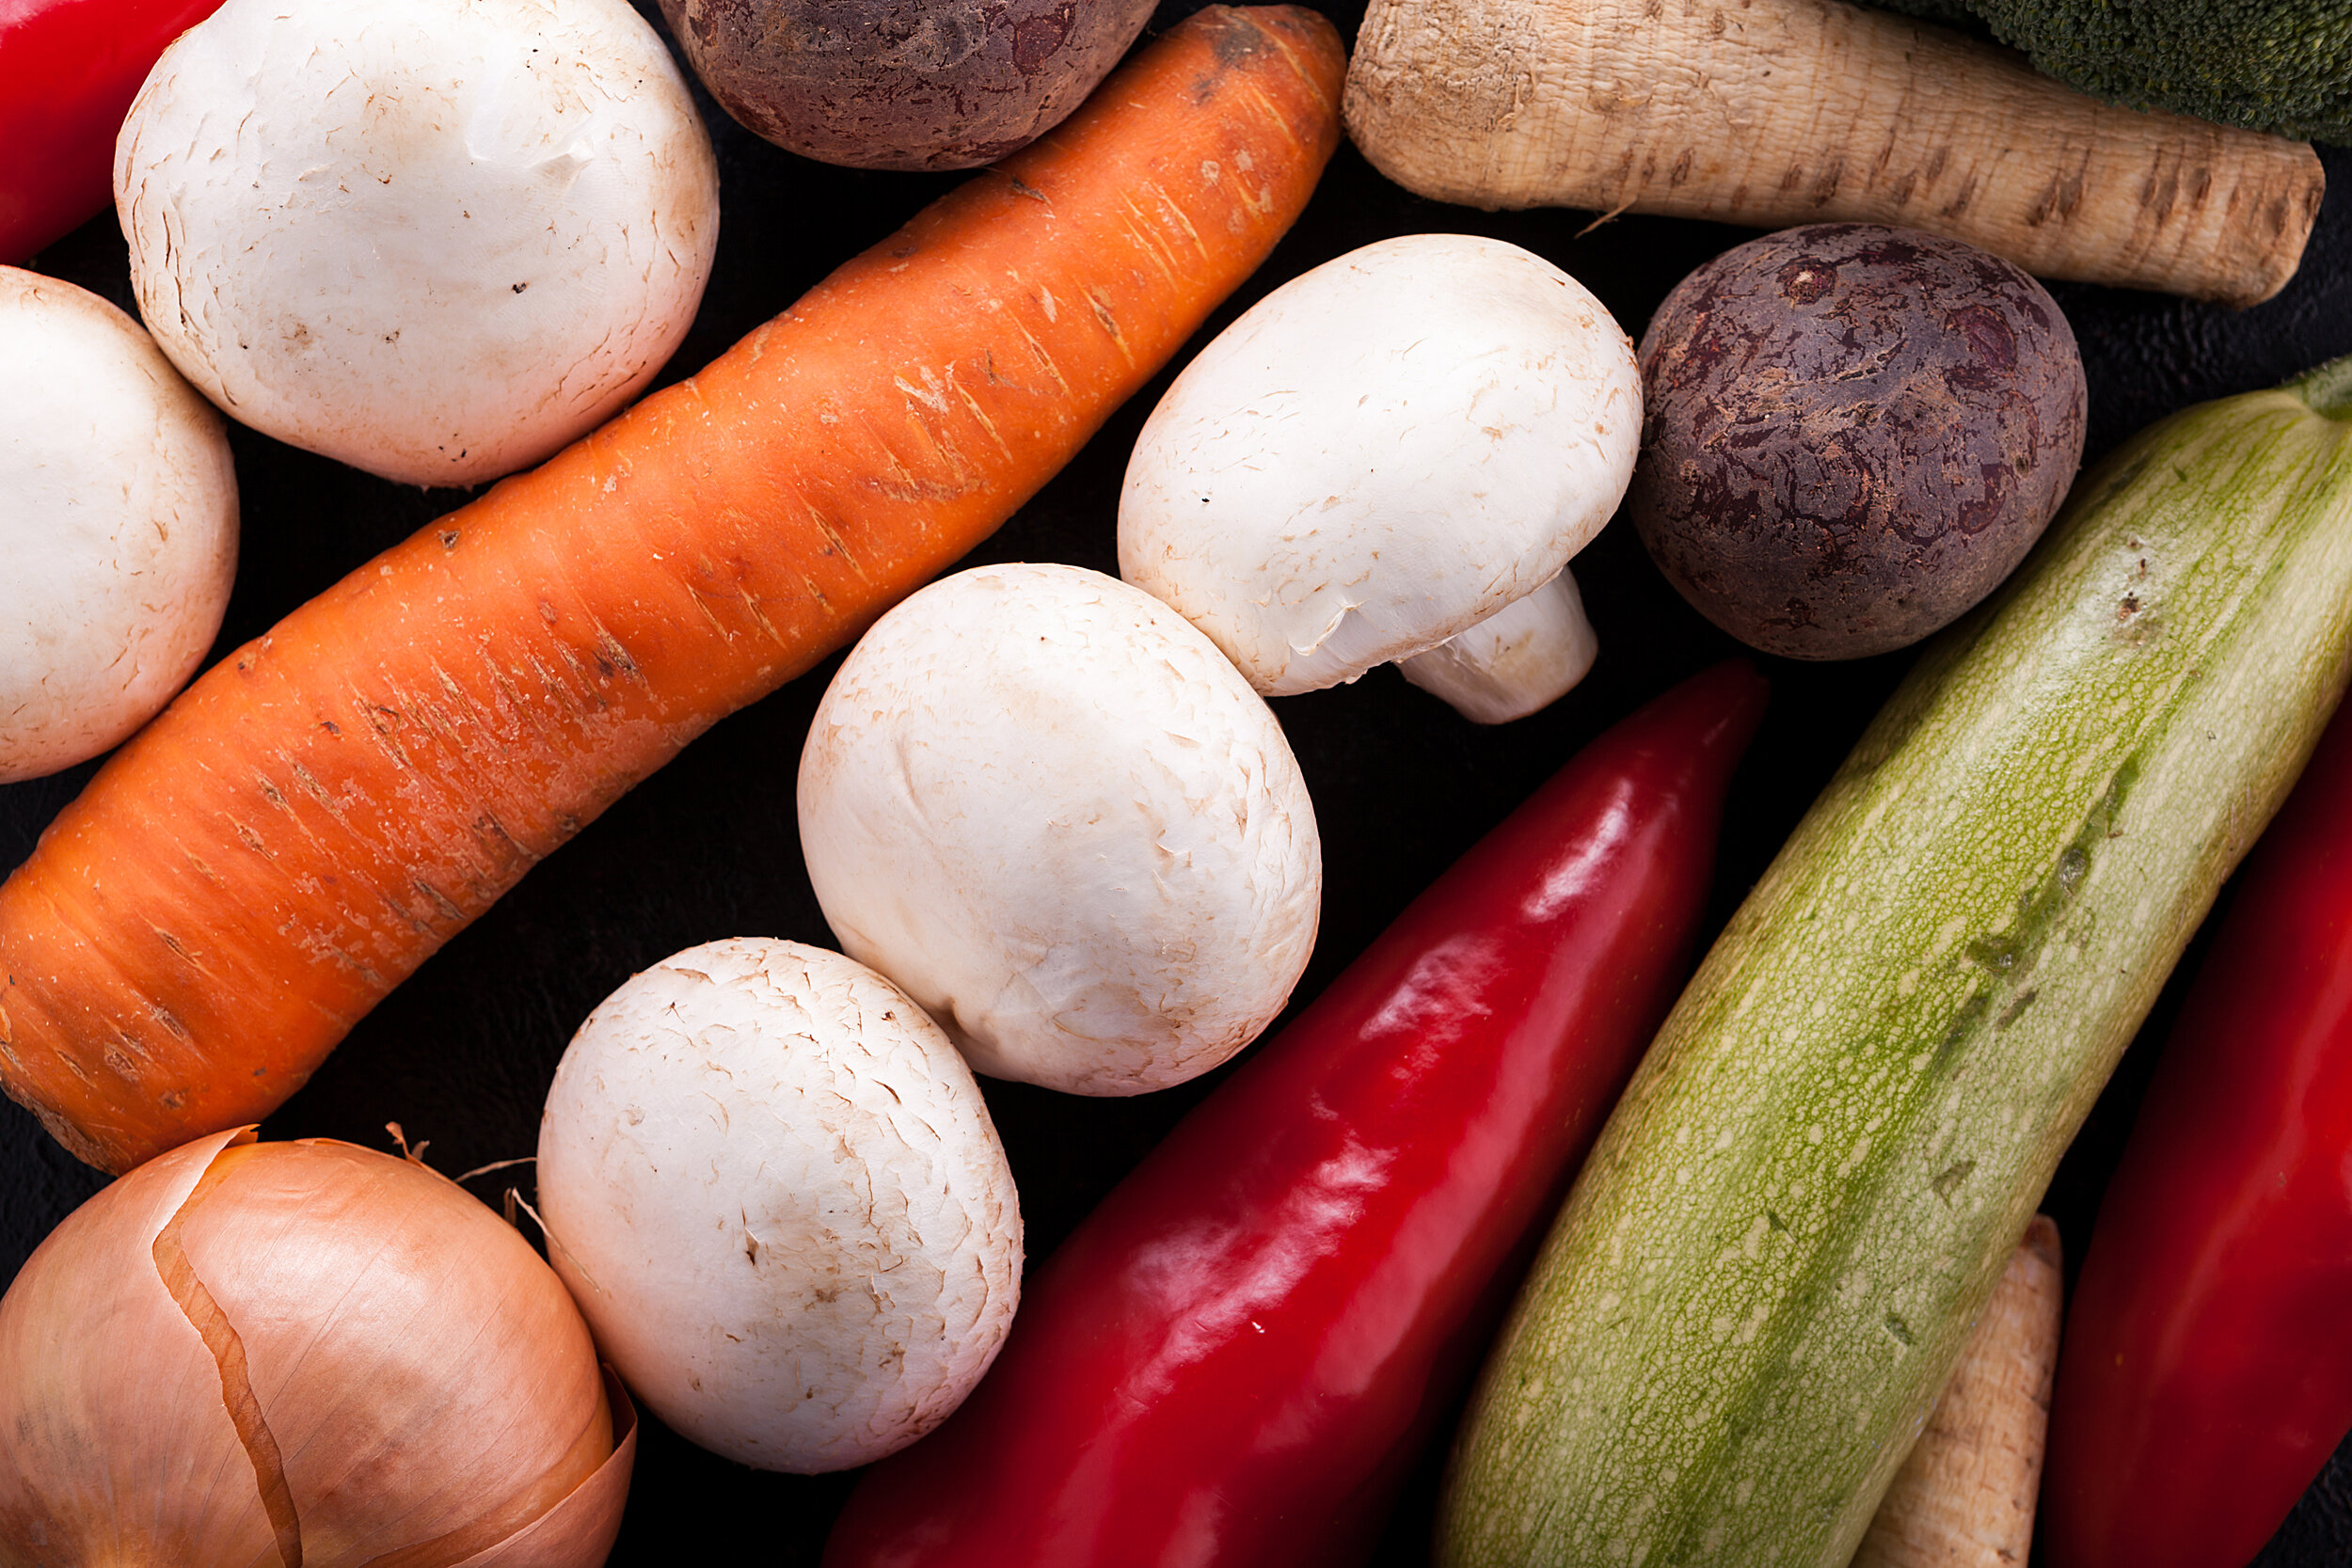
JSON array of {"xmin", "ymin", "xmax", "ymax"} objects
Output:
[
  {"xmin": 0, "ymin": 0, "xmax": 225, "ymax": 262},
  {"xmin": 822, "ymin": 660, "xmax": 1768, "ymax": 1568},
  {"xmin": 2043, "ymin": 695, "xmax": 2352, "ymax": 1568}
]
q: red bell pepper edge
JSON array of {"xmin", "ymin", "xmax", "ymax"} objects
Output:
[
  {"xmin": 0, "ymin": 0, "xmax": 226, "ymax": 264},
  {"xmin": 2042, "ymin": 693, "xmax": 2352, "ymax": 1568},
  {"xmin": 822, "ymin": 660, "xmax": 1768, "ymax": 1568}
]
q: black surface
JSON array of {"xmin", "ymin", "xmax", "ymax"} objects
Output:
[{"xmin": 4, "ymin": 3, "xmax": 2351, "ymax": 1562}]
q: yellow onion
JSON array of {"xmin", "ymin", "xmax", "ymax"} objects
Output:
[{"xmin": 0, "ymin": 1128, "xmax": 634, "ymax": 1566}]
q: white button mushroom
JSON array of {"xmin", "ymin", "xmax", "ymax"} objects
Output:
[
  {"xmin": 536, "ymin": 938, "xmax": 1021, "ymax": 1473},
  {"xmin": 0, "ymin": 267, "xmax": 237, "ymax": 784},
  {"xmin": 797, "ymin": 562, "xmax": 1322, "ymax": 1097},
  {"xmin": 1119, "ymin": 232, "xmax": 1641, "ymax": 721},
  {"xmin": 114, "ymin": 0, "xmax": 721, "ymax": 488}
]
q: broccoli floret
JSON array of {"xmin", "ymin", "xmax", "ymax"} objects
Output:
[{"xmin": 1869, "ymin": 0, "xmax": 2352, "ymax": 145}]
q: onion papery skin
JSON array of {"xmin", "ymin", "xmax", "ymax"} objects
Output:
[{"xmin": 0, "ymin": 1129, "xmax": 631, "ymax": 1567}]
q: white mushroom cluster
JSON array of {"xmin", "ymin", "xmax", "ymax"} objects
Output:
[
  {"xmin": 0, "ymin": 267, "xmax": 237, "ymax": 784},
  {"xmin": 536, "ymin": 938, "xmax": 1021, "ymax": 1473},
  {"xmin": 115, "ymin": 0, "xmax": 721, "ymax": 487},
  {"xmin": 1120, "ymin": 232, "xmax": 1641, "ymax": 722},
  {"xmin": 798, "ymin": 562, "xmax": 1323, "ymax": 1096}
]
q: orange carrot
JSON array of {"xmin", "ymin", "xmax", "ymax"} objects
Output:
[{"xmin": 0, "ymin": 4, "xmax": 1344, "ymax": 1174}]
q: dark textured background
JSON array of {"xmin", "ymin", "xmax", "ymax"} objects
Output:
[{"xmin": 4, "ymin": 1, "xmax": 2350, "ymax": 1560}]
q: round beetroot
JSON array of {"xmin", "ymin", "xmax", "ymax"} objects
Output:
[
  {"xmin": 1629, "ymin": 223, "xmax": 2087, "ymax": 659},
  {"xmin": 658, "ymin": 0, "xmax": 1156, "ymax": 171}
]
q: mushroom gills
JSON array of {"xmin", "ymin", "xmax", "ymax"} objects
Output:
[{"xmin": 1396, "ymin": 569, "xmax": 1597, "ymax": 724}]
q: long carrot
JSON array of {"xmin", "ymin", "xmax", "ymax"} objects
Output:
[{"xmin": 0, "ymin": 4, "xmax": 1345, "ymax": 1174}]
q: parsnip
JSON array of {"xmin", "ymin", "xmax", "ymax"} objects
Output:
[
  {"xmin": 1343, "ymin": 0, "xmax": 2322, "ymax": 307},
  {"xmin": 1851, "ymin": 1216, "xmax": 2063, "ymax": 1568}
]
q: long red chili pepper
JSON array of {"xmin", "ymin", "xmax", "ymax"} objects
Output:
[
  {"xmin": 2042, "ymin": 694, "xmax": 2352, "ymax": 1568},
  {"xmin": 0, "ymin": 0, "xmax": 224, "ymax": 262},
  {"xmin": 822, "ymin": 660, "xmax": 1768, "ymax": 1568}
]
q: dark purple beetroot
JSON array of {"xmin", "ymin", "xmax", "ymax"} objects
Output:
[
  {"xmin": 658, "ymin": 0, "xmax": 1157, "ymax": 171},
  {"xmin": 1629, "ymin": 223, "xmax": 2087, "ymax": 660}
]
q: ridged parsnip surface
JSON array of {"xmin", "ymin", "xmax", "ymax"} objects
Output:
[
  {"xmin": 1342, "ymin": 0, "xmax": 2324, "ymax": 306},
  {"xmin": 1438, "ymin": 358, "xmax": 2352, "ymax": 1568}
]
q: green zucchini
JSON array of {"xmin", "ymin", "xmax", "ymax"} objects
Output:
[{"xmin": 1438, "ymin": 355, "xmax": 2352, "ymax": 1568}]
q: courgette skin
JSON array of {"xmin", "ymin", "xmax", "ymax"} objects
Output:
[{"xmin": 1438, "ymin": 356, "xmax": 2352, "ymax": 1568}]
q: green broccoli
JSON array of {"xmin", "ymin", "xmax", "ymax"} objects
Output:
[{"xmin": 1869, "ymin": 0, "xmax": 2352, "ymax": 145}]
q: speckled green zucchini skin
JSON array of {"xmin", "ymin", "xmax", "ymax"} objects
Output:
[{"xmin": 1438, "ymin": 356, "xmax": 2352, "ymax": 1568}]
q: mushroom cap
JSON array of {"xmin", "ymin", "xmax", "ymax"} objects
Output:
[
  {"xmin": 115, "ymin": 0, "xmax": 720, "ymax": 487},
  {"xmin": 1119, "ymin": 232, "xmax": 1641, "ymax": 696},
  {"xmin": 535, "ymin": 938, "xmax": 1021, "ymax": 1473},
  {"xmin": 0, "ymin": 267, "xmax": 237, "ymax": 784},
  {"xmin": 798, "ymin": 562, "xmax": 1322, "ymax": 1096}
]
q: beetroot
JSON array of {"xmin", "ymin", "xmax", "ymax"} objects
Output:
[
  {"xmin": 658, "ymin": 0, "xmax": 1155, "ymax": 171},
  {"xmin": 1629, "ymin": 224, "xmax": 2087, "ymax": 660}
]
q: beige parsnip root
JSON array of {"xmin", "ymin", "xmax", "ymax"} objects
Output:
[
  {"xmin": 1851, "ymin": 1215, "xmax": 2063, "ymax": 1568},
  {"xmin": 1343, "ymin": 0, "xmax": 2322, "ymax": 306}
]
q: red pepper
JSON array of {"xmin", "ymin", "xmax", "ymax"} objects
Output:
[
  {"xmin": 2043, "ymin": 696, "xmax": 2352, "ymax": 1568},
  {"xmin": 0, "ymin": 0, "xmax": 226, "ymax": 262},
  {"xmin": 822, "ymin": 660, "xmax": 1767, "ymax": 1568}
]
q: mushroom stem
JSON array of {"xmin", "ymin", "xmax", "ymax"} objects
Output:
[{"xmin": 1396, "ymin": 569, "xmax": 1597, "ymax": 724}]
